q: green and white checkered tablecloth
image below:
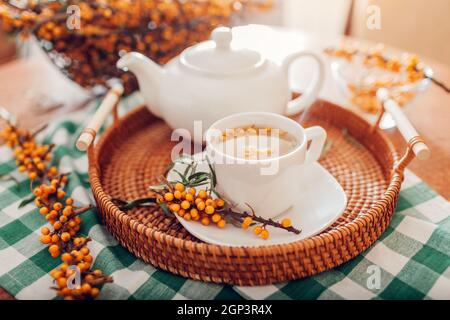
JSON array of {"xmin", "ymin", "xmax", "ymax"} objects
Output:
[{"xmin": 1, "ymin": 97, "xmax": 449, "ymax": 300}]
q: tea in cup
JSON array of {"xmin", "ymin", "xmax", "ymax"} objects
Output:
[{"xmin": 206, "ymin": 112, "xmax": 327, "ymax": 219}]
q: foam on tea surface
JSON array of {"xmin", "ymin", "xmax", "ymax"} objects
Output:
[{"xmin": 212, "ymin": 125, "xmax": 298, "ymax": 160}]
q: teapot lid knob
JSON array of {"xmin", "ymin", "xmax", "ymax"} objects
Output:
[{"xmin": 211, "ymin": 27, "xmax": 232, "ymax": 49}]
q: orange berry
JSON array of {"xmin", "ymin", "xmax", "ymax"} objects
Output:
[
  {"xmin": 80, "ymin": 247, "xmax": 90, "ymax": 255},
  {"xmin": 174, "ymin": 182, "xmax": 185, "ymax": 192},
  {"xmin": 81, "ymin": 283, "xmax": 92, "ymax": 294},
  {"xmin": 39, "ymin": 207, "xmax": 49, "ymax": 215},
  {"xmin": 198, "ymin": 190, "xmax": 207, "ymax": 199},
  {"xmin": 28, "ymin": 172, "xmax": 37, "ymax": 180},
  {"xmin": 48, "ymin": 166, "xmax": 58, "ymax": 175},
  {"xmin": 84, "ymin": 255, "xmax": 93, "ymax": 263},
  {"xmin": 217, "ymin": 219, "xmax": 226, "ymax": 228},
  {"xmin": 41, "ymin": 227, "xmax": 50, "ymax": 235},
  {"xmin": 177, "ymin": 209, "xmax": 185, "ymax": 217},
  {"xmin": 40, "ymin": 234, "xmax": 51, "ymax": 244},
  {"xmin": 281, "ymin": 218, "xmax": 292, "ymax": 228},
  {"xmin": 174, "ymin": 190, "xmax": 182, "ymax": 199},
  {"xmin": 169, "ymin": 203, "xmax": 180, "ymax": 213},
  {"xmin": 49, "ymin": 244, "xmax": 60, "ymax": 257},
  {"xmin": 243, "ymin": 217, "xmax": 253, "ymax": 226},
  {"xmin": 205, "ymin": 206, "xmax": 214, "ymax": 215},
  {"xmin": 57, "ymin": 277, "xmax": 67, "ymax": 288},
  {"xmin": 18, "ymin": 165, "xmax": 26, "ymax": 172},
  {"xmin": 180, "ymin": 200, "xmax": 190, "ymax": 210},
  {"xmin": 205, "ymin": 199, "xmax": 214, "ymax": 207},
  {"xmin": 33, "ymin": 188, "xmax": 42, "ymax": 197},
  {"xmin": 260, "ymin": 229, "xmax": 270, "ymax": 240},
  {"xmin": 212, "ymin": 213, "xmax": 221, "ymax": 223},
  {"xmin": 190, "ymin": 208, "xmax": 199, "ymax": 218},
  {"xmin": 184, "ymin": 213, "xmax": 191, "ymax": 221},
  {"xmin": 253, "ymin": 226, "xmax": 263, "ymax": 235},
  {"xmin": 215, "ymin": 199, "xmax": 225, "ymax": 207},
  {"xmin": 65, "ymin": 198, "xmax": 74, "ymax": 205},
  {"xmin": 201, "ymin": 216, "xmax": 210, "ymax": 226},
  {"xmin": 195, "ymin": 198, "xmax": 202, "ymax": 205},
  {"xmin": 57, "ymin": 190, "xmax": 66, "ymax": 199},
  {"xmin": 91, "ymin": 287, "xmax": 100, "ymax": 298},
  {"xmin": 59, "ymin": 215, "xmax": 68, "ymax": 223},
  {"xmin": 61, "ymin": 232, "xmax": 71, "ymax": 242},
  {"xmin": 62, "ymin": 206, "xmax": 72, "ymax": 216},
  {"xmin": 53, "ymin": 202, "xmax": 63, "ymax": 211},
  {"xmin": 196, "ymin": 201, "xmax": 205, "ymax": 211},
  {"xmin": 53, "ymin": 221, "xmax": 62, "ymax": 230},
  {"xmin": 51, "ymin": 234, "xmax": 60, "ymax": 243},
  {"xmin": 93, "ymin": 269, "xmax": 103, "ymax": 277},
  {"xmin": 164, "ymin": 192, "xmax": 174, "ymax": 202},
  {"xmin": 188, "ymin": 187, "xmax": 196, "ymax": 195},
  {"xmin": 61, "ymin": 253, "xmax": 72, "ymax": 263},
  {"xmin": 185, "ymin": 193, "xmax": 194, "ymax": 202}
]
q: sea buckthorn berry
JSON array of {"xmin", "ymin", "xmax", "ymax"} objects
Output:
[
  {"xmin": 40, "ymin": 235, "xmax": 51, "ymax": 244},
  {"xmin": 60, "ymin": 264, "xmax": 68, "ymax": 273},
  {"xmin": 61, "ymin": 232, "xmax": 71, "ymax": 242},
  {"xmin": 281, "ymin": 218, "xmax": 292, "ymax": 228},
  {"xmin": 188, "ymin": 188, "xmax": 196, "ymax": 195},
  {"xmin": 198, "ymin": 190, "xmax": 207, "ymax": 199},
  {"xmin": 190, "ymin": 208, "xmax": 199, "ymax": 218},
  {"xmin": 85, "ymin": 274, "xmax": 94, "ymax": 282},
  {"xmin": 195, "ymin": 198, "xmax": 202, "ymax": 205},
  {"xmin": 33, "ymin": 188, "xmax": 42, "ymax": 197},
  {"xmin": 201, "ymin": 216, "xmax": 210, "ymax": 226},
  {"xmin": 253, "ymin": 226, "xmax": 263, "ymax": 235},
  {"xmin": 53, "ymin": 221, "xmax": 62, "ymax": 230},
  {"xmin": 61, "ymin": 253, "xmax": 72, "ymax": 263},
  {"xmin": 93, "ymin": 269, "xmax": 103, "ymax": 277},
  {"xmin": 185, "ymin": 193, "xmax": 194, "ymax": 202},
  {"xmin": 180, "ymin": 200, "xmax": 190, "ymax": 210},
  {"xmin": 28, "ymin": 172, "xmax": 37, "ymax": 180},
  {"xmin": 205, "ymin": 205, "xmax": 214, "ymax": 215},
  {"xmin": 57, "ymin": 277, "xmax": 67, "ymax": 289},
  {"xmin": 50, "ymin": 269, "xmax": 61, "ymax": 279},
  {"xmin": 65, "ymin": 198, "xmax": 74, "ymax": 205},
  {"xmin": 164, "ymin": 192, "xmax": 174, "ymax": 202},
  {"xmin": 212, "ymin": 213, "xmax": 221, "ymax": 223},
  {"xmin": 41, "ymin": 227, "xmax": 50, "ymax": 235},
  {"xmin": 175, "ymin": 182, "xmax": 185, "ymax": 192},
  {"xmin": 81, "ymin": 283, "xmax": 92, "ymax": 295},
  {"xmin": 51, "ymin": 234, "xmax": 60, "ymax": 243},
  {"xmin": 91, "ymin": 287, "xmax": 100, "ymax": 298},
  {"xmin": 215, "ymin": 199, "xmax": 225, "ymax": 207},
  {"xmin": 205, "ymin": 199, "xmax": 214, "ymax": 207},
  {"xmin": 59, "ymin": 215, "xmax": 68, "ymax": 223},
  {"xmin": 84, "ymin": 255, "xmax": 93, "ymax": 263},
  {"xmin": 18, "ymin": 165, "xmax": 26, "ymax": 172},
  {"xmin": 63, "ymin": 206, "xmax": 72, "ymax": 216},
  {"xmin": 48, "ymin": 166, "xmax": 57, "ymax": 175},
  {"xmin": 174, "ymin": 190, "xmax": 182, "ymax": 199},
  {"xmin": 57, "ymin": 190, "xmax": 66, "ymax": 199},
  {"xmin": 260, "ymin": 229, "xmax": 270, "ymax": 240},
  {"xmin": 196, "ymin": 201, "xmax": 205, "ymax": 211},
  {"xmin": 243, "ymin": 217, "xmax": 253, "ymax": 226},
  {"xmin": 48, "ymin": 186, "xmax": 56, "ymax": 194},
  {"xmin": 217, "ymin": 219, "xmax": 226, "ymax": 228},
  {"xmin": 53, "ymin": 202, "xmax": 63, "ymax": 211},
  {"xmin": 37, "ymin": 163, "xmax": 45, "ymax": 171},
  {"xmin": 81, "ymin": 247, "xmax": 90, "ymax": 255},
  {"xmin": 184, "ymin": 213, "xmax": 191, "ymax": 221},
  {"xmin": 169, "ymin": 203, "xmax": 180, "ymax": 213},
  {"xmin": 49, "ymin": 244, "xmax": 60, "ymax": 257}
]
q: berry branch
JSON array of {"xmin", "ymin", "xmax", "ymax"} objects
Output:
[{"xmin": 0, "ymin": 118, "xmax": 113, "ymax": 300}]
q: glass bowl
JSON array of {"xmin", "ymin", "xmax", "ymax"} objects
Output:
[{"xmin": 331, "ymin": 56, "xmax": 433, "ymax": 129}]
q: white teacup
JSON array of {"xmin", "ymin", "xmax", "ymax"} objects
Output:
[{"xmin": 205, "ymin": 112, "xmax": 327, "ymax": 219}]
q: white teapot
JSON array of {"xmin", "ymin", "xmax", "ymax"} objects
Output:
[{"xmin": 117, "ymin": 27, "xmax": 324, "ymax": 142}]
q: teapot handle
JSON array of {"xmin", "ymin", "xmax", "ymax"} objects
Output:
[{"xmin": 282, "ymin": 51, "xmax": 325, "ymax": 116}]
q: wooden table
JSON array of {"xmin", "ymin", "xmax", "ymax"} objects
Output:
[{"xmin": 0, "ymin": 25, "xmax": 449, "ymax": 300}]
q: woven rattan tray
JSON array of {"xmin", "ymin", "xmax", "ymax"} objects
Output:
[{"xmin": 84, "ymin": 97, "xmax": 426, "ymax": 286}]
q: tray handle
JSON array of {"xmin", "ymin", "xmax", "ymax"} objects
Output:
[
  {"xmin": 375, "ymin": 88, "xmax": 430, "ymax": 172},
  {"xmin": 76, "ymin": 84, "xmax": 124, "ymax": 152}
]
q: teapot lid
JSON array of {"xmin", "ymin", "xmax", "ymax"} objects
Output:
[{"xmin": 179, "ymin": 27, "xmax": 265, "ymax": 75}]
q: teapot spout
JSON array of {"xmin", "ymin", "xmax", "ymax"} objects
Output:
[{"xmin": 116, "ymin": 52, "xmax": 164, "ymax": 117}]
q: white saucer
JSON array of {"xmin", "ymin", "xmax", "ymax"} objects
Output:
[{"xmin": 167, "ymin": 159, "xmax": 347, "ymax": 247}]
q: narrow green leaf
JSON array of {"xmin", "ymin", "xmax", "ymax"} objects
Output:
[{"xmin": 18, "ymin": 195, "xmax": 35, "ymax": 208}]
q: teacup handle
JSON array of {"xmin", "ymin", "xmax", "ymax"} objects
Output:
[
  {"xmin": 304, "ymin": 126, "xmax": 327, "ymax": 164},
  {"xmin": 283, "ymin": 51, "xmax": 325, "ymax": 116}
]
